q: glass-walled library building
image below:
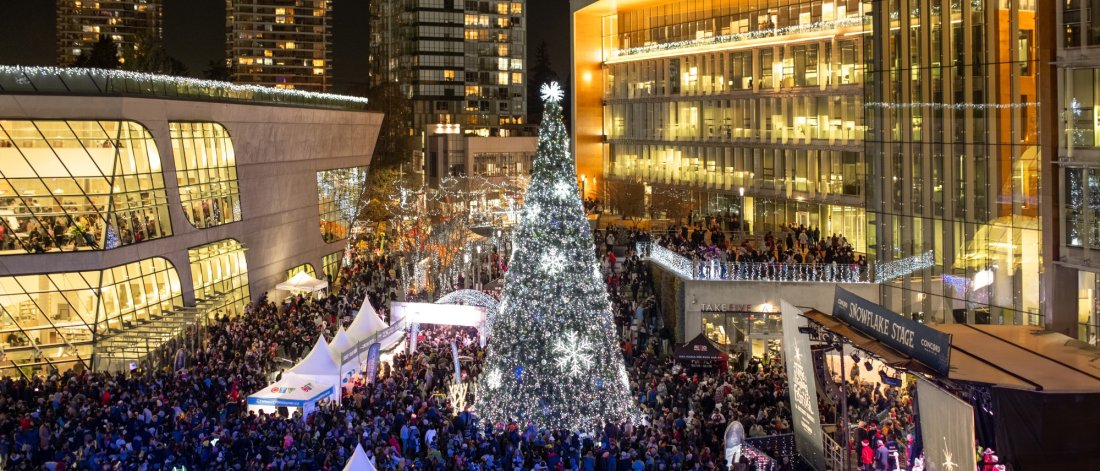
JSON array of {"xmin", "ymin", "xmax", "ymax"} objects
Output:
[{"xmin": 0, "ymin": 67, "xmax": 381, "ymax": 377}]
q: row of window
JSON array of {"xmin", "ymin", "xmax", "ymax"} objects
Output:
[
  {"xmin": 0, "ymin": 236, "xmax": 254, "ymax": 378},
  {"xmin": 608, "ymin": 143, "xmax": 863, "ymax": 199},
  {"xmin": 606, "ymin": 40, "xmax": 863, "ymax": 99},
  {"xmin": 0, "ymin": 120, "xmax": 358, "ymax": 256}
]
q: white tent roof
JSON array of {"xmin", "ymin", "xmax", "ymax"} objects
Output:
[
  {"xmin": 247, "ymin": 372, "xmax": 334, "ymax": 408},
  {"xmin": 329, "ymin": 326, "xmax": 353, "ymax": 361},
  {"xmin": 290, "ymin": 335, "xmax": 340, "ymax": 378},
  {"xmin": 346, "ymin": 299, "xmax": 388, "ymax": 342},
  {"xmin": 343, "ymin": 443, "xmax": 377, "ymax": 471},
  {"xmin": 276, "ymin": 271, "xmax": 329, "ymax": 293}
]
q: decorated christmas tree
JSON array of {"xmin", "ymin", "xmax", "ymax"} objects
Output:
[{"xmin": 476, "ymin": 82, "xmax": 636, "ymax": 431}]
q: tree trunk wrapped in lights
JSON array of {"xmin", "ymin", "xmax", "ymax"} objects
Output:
[{"xmin": 476, "ymin": 82, "xmax": 637, "ymax": 432}]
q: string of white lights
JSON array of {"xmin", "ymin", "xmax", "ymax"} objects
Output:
[
  {"xmin": 874, "ymin": 250, "xmax": 935, "ymax": 283},
  {"xmin": 865, "ymin": 102, "xmax": 1039, "ymax": 110},
  {"xmin": 0, "ymin": 65, "xmax": 369, "ymax": 106},
  {"xmin": 615, "ymin": 17, "xmax": 865, "ymax": 58}
]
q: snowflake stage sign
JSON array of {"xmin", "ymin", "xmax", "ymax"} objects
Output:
[{"xmin": 475, "ymin": 82, "xmax": 637, "ymax": 431}]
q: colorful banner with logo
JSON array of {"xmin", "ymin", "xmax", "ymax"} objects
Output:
[
  {"xmin": 780, "ymin": 300, "xmax": 826, "ymax": 470},
  {"xmin": 916, "ymin": 377, "xmax": 977, "ymax": 471},
  {"xmin": 833, "ymin": 287, "xmax": 952, "ymax": 375},
  {"xmin": 364, "ymin": 342, "xmax": 381, "ymax": 384}
]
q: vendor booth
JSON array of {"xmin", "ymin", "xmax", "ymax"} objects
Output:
[
  {"xmin": 276, "ymin": 271, "xmax": 329, "ymax": 294},
  {"xmin": 346, "ymin": 299, "xmax": 402, "ymax": 350},
  {"xmin": 674, "ymin": 333, "xmax": 727, "ymax": 369},
  {"xmin": 793, "ymin": 287, "xmax": 1100, "ymax": 470},
  {"xmin": 287, "ymin": 335, "xmax": 341, "ymax": 405},
  {"xmin": 247, "ymin": 372, "xmax": 335, "ymax": 416}
]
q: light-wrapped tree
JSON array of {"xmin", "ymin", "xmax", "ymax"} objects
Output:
[{"xmin": 476, "ymin": 82, "xmax": 636, "ymax": 432}]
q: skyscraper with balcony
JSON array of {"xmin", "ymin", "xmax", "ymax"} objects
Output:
[
  {"xmin": 226, "ymin": 0, "xmax": 333, "ymax": 91},
  {"xmin": 572, "ymin": 0, "xmax": 1056, "ymax": 332},
  {"xmin": 369, "ymin": 0, "xmax": 528, "ymax": 139},
  {"xmin": 56, "ymin": 0, "xmax": 163, "ymax": 67}
]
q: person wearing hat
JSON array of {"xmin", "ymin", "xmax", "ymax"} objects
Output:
[{"xmin": 861, "ymin": 439, "xmax": 874, "ymax": 470}]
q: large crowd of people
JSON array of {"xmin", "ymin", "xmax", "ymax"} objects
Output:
[
  {"xmin": 0, "ymin": 228, "xmax": 875, "ymax": 470},
  {"xmin": 655, "ymin": 223, "xmax": 865, "ymax": 270}
]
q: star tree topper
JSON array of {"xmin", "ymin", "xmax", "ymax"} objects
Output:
[{"xmin": 540, "ymin": 82, "xmax": 563, "ymax": 103}]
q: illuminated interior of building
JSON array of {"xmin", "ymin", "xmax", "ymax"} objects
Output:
[
  {"xmin": 169, "ymin": 122, "xmax": 243, "ymax": 229},
  {"xmin": 0, "ymin": 120, "xmax": 172, "ymax": 254},
  {"xmin": 187, "ymin": 239, "xmax": 250, "ymax": 318},
  {"xmin": 316, "ymin": 166, "xmax": 368, "ymax": 243},
  {"xmin": 0, "ymin": 256, "xmax": 182, "ymax": 378}
]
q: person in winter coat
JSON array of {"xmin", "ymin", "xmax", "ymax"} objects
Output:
[{"xmin": 860, "ymin": 439, "xmax": 874, "ymax": 471}]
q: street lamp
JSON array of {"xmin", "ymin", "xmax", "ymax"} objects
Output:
[
  {"xmin": 738, "ymin": 187, "xmax": 746, "ymax": 243},
  {"xmin": 476, "ymin": 245, "xmax": 483, "ymax": 289}
]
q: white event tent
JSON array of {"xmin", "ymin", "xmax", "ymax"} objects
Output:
[
  {"xmin": 343, "ymin": 443, "xmax": 377, "ymax": 471},
  {"xmin": 328, "ymin": 326, "xmax": 357, "ymax": 387},
  {"xmin": 287, "ymin": 335, "xmax": 341, "ymax": 404},
  {"xmin": 276, "ymin": 271, "xmax": 329, "ymax": 294},
  {"xmin": 346, "ymin": 299, "xmax": 387, "ymax": 342}
]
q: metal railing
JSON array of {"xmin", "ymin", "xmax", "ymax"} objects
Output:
[{"xmin": 637, "ymin": 242, "xmax": 871, "ymax": 283}]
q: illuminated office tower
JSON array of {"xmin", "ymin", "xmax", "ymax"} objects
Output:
[
  {"xmin": 226, "ymin": 0, "xmax": 333, "ymax": 91},
  {"xmin": 865, "ymin": 0, "xmax": 1043, "ymax": 327},
  {"xmin": 1054, "ymin": 0, "xmax": 1100, "ymax": 343},
  {"xmin": 56, "ymin": 0, "xmax": 163, "ymax": 66},
  {"xmin": 369, "ymin": 0, "xmax": 528, "ymax": 139},
  {"xmin": 573, "ymin": 0, "xmax": 1057, "ymax": 329},
  {"xmin": 572, "ymin": 0, "xmax": 870, "ymax": 253}
]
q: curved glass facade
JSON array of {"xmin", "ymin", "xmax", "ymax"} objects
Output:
[
  {"xmin": 0, "ymin": 120, "xmax": 172, "ymax": 254},
  {"xmin": 317, "ymin": 167, "xmax": 368, "ymax": 243},
  {"xmin": 169, "ymin": 122, "xmax": 243, "ymax": 228},
  {"xmin": 0, "ymin": 257, "xmax": 182, "ymax": 378},
  {"xmin": 286, "ymin": 263, "xmax": 317, "ymax": 279},
  {"xmin": 188, "ymin": 239, "xmax": 250, "ymax": 318}
]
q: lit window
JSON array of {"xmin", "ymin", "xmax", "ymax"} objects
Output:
[
  {"xmin": 0, "ymin": 120, "xmax": 171, "ymax": 254},
  {"xmin": 497, "ymin": 2, "xmax": 509, "ymax": 14},
  {"xmin": 317, "ymin": 167, "xmax": 368, "ymax": 243},
  {"xmin": 512, "ymin": 72, "xmax": 523, "ymax": 84},
  {"xmin": 188, "ymin": 239, "xmax": 250, "ymax": 317},
  {"xmin": 498, "ymin": 72, "xmax": 510, "ymax": 85},
  {"xmin": 443, "ymin": 70, "xmax": 455, "ymax": 80},
  {"xmin": 312, "ymin": 59, "xmax": 325, "ymax": 67},
  {"xmin": 168, "ymin": 122, "xmax": 243, "ymax": 229}
]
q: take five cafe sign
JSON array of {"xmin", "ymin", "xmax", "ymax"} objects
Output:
[{"xmin": 833, "ymin": 287, "xmax": 952, "ymax": 375}]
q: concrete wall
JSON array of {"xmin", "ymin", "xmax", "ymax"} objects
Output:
[
  {"xmin": 649, "ymin": 264, "xmax": 880, "ymax": 343},
  {"xmin": 0, "ymin": 94, "xmax": 383, "ymax": 304}
]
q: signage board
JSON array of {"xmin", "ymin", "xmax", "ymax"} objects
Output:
[
  {"xmin": 364, "ymin": 342, "xmax": 381, "ymax": 383},
  {"xmin": 916, "ymin": 377, "xmax": 978, "ymax": 471},
  {"xmin": 833, "ymin": 287, "xmax": 952, "ymax": 375},
  {"xmin": 780, "ymin": 300, "xmax": 826, "ymax": 471}
]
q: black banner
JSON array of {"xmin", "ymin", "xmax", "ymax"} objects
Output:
[{"xmin": 833, "ymin": 287, "xmax": 952, "ymax": 375}]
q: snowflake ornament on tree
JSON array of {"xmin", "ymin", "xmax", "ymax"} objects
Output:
[
  {"xmin": 553, "ymin": 331, "xmax": 593, "ymax": 376},
  {"xmin": 485, "ymin": 368, "xmax": 502, "ymax": 390},
  {"xmin": 540, "ymin": 82, "xmax": 564, "ymax": 103}
]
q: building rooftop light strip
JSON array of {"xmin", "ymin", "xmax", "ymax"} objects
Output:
[
  {"xmin": 0, "ymin": 66, "xmax": 368, "ymax": 110},
  {"xmin": 608, "ymin": 17, "xmax": 865, "ymax": 63}
]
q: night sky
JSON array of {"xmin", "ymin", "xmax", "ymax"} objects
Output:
[{"xmin": 0, "ymin": 0, "xmax": 570, "ymax": 92}]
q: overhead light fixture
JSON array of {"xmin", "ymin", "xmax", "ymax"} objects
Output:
[
  {"xmin": 850, "ymin": 352, "xmax": 859, "ymax": 362},
  {"xmin": 864, "ymin": 359, "xmax": 874, "ymax": 371}
]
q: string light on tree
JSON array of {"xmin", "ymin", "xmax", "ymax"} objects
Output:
[{"xmin": 476, "ymin": 81, "xmax": 638, "ymax": 432}]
